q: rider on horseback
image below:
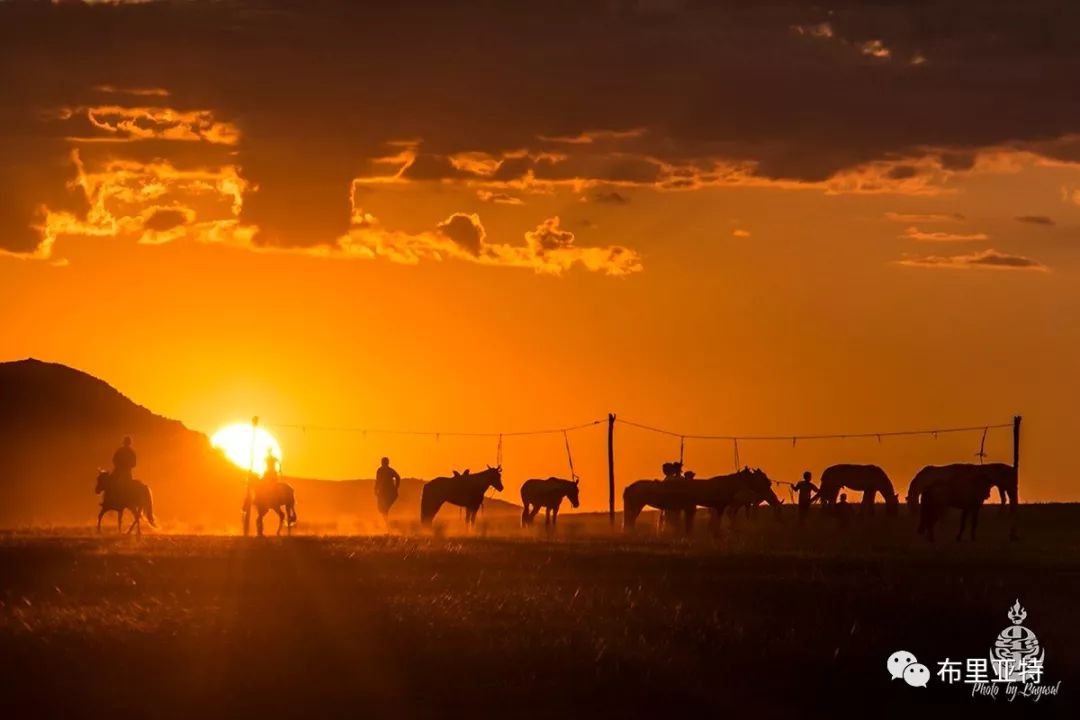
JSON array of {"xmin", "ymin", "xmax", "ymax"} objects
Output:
[{"xmin": 112, "ymin": 436, "xmax": 137, "ymax": 492}]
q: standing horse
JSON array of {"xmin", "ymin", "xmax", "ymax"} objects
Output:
[
  {"xmin": 243, "ymin": 480, "xmax": 298, "ymax": 537},
  {"xmin": 95, "ymin": 470, "xmax": 156, "ymax": 536},
  {"xmin": 421, "ymin": 466, "xmax": 503, "ymax": 527},
  {"xmin": 818, "ymin": 464, "xmax": 899, "ymax": 515},
  {"xmin": 917, "ymin": 466, "xmax": 996, "ymax": 541},
  {"xmin": 623, "ymin": 479, "xmax": 700, "ymax": 533},
  {"xmin": 520, "ymin": 477, "xmax": 580, "ymax": 528}
]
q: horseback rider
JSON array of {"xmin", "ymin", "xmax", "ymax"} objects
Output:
[
  {"xmin": 263, "ymin": 449, "xmax": 279, "ymax": 484},
  {"xmin": 112, "ymin": 436, "xmax": 137, "ymax": 492},
  {"xmin": 375, "ymin": 456, "xmax": 401, "ymax": 518}
]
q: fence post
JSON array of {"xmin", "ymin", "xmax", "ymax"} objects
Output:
[
  {"xmin": 608, "ymin": 413, "xmax": 616, "ymax": 527},
  {"xmin": 1011, "ymin": 415, "xmax": 1021, "ymax": 541}
]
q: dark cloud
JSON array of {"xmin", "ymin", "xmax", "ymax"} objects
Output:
[
  {"xmin": 1015, "ymin": 215, "xmax": 1055, "ymax": 226},
  {"xmin": 142, "ymin": 208, "xmax": 188, "ymax": 232},
  {"xmin": 5, "ymin": 1, "xmax": 1080, "ymax": 253},
  {"xmin": 435, "ymin": 213, "xmax": 485, "ymax": 255},
  {"xmin": 593, "ymin": 191, "xmax": 630, "ymax": 204}
]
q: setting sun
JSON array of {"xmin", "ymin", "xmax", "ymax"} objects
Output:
[{"xmin": 211, "ymin": 423, "xmax": 283, "ymax": 476}]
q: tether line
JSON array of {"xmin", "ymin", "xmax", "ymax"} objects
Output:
[{"xmin": 616, "ymin": 418, "xmax": 1013, "ymax": 442}]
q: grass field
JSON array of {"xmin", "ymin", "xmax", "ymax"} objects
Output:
[{"xmin": 1, "ymin": 506, "xmax": 1077, "ymax": 717}]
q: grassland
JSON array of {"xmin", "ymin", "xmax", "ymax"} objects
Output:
[{"xmin": 1, "ymin": 505, "xmax": 1077, "ymax": 717}]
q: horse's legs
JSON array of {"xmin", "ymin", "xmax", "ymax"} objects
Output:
[
  {"xmin": 275, "ymin": 508, "xmax": 285, "ymax": 536},
  {"xmin": 544, "ymin": 508, "xmax": 551, "ymax": 528},
  {"xmin": 97, "ymin": 507, "xmax": 106, "ymax": 533},
  {"xmin": 551, "ymin": 506, "xmax": 559, "ymax": 527},
  {"xmin": 256, "ymin": 509, "xmax": 266, "ymax": 537},
  {"xmin": 956, "ymin": 508, "xmax": 968, "ymax": 542},
  {"xmin": 685, "ymin": 506, "xmax": 696, "ymax": 535},
  {"xmin": 970, "ymin": 506, "xmax": 980, "ymax": 541},
  {"xmin": 127, "ymin": 511, "xmax": 140, "ymax": 535}
]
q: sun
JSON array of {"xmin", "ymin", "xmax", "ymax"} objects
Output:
[{"xmin": 211, "ymin": 423, "xmax": 283, "ymax": 476}]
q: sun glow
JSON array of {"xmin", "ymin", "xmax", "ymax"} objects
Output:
[{"xmin": 211, "ymin": 423, "xmax": 282, "ymax": 476}]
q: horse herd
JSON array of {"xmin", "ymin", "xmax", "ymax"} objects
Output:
[
  {"xmin": 93, "ymin": 459, "xmax": 1018, "ymax": 541},
  {"xmin": 624, "ymin": 461, "xmax": 1018, "ymax": 541}
]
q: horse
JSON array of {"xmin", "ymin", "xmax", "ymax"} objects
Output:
[
  {"xmin": 624, "ymin": 467, "xmax": 781, "ymax": 534},
  {"xmin": 420, "ymin": 466, "xmax": 503, "ymax": 527},
  {"xmin": 695, "ymin": 468, "xmax": 783, "ymax": 533},
  {"xmin": 623, "ymin": 479, "xmax": 701, "ymax": 533},
  {"xmin": 520, "ymin": 477, "xmax": 580, "ymax": 528},
  {"xmin": 95, "ymin": 470, "xmax": 156, "ymax": 536},
  {"xmin": 916, "ymin": 465, "xmax": 997, "ymax": 541},
  {"xmin": 242, "ymin": 480, "xmax": 298, "ymax": 537},
  {"xmin": 818, "ymin": 464, "xmax": 899, "ymax": 515},
  {"xmin": 907, "ymin": 463, "xmax": 1017, "ymax": 511}
]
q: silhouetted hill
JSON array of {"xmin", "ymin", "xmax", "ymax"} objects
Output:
[{"xmin": 0, "ymin": 359, "xmax": 518, "ymax": 529}]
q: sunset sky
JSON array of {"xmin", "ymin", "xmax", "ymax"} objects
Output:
[{"xmin": 2, "ymin": 0, "xmax": 1078, "ymax": 505}]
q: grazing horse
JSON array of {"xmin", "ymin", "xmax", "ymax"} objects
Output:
[
  {"xmin": 917, "ymin": 466, "xmax": 997, "ymax": 541},
  {"xmin": 95, "ymin": 470, "xmax": 156, "ymax": 536},
  {"xmin": 907, "ymin": 463, "xmax": 1017, "ymax": 510},
  {"xmin": 520, "ymin": 477, "xmax": 580, "ymax": 528},
  {"xmin": 421, "ymin": 466, "xmax": 503, "ymax": 526},
  {"xmin": 243, "ymin": 480, "xmax": 298, "ymax": 536},
  {"xmin": 697, "ymin": 468, "xmax": 783, "ymax": 532},
  {"xmin": 624, "ymin": 467, "xmax": 781, "ymax": 534},
  {"xmin": 818, "ymin": 464, "xmax": 899, "ymax": 515}
]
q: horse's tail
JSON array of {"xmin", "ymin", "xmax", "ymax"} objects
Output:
[
  {"xmin": 142, "ymin": 484, "xmax": 157, "ymax": 527},
  {"xmin": 420, "ymin": 483, "xmax": 440, "ymax": 527},
  {"xmin": 286, "ymin": 486, "xmax": 298, "ymax": 526}
]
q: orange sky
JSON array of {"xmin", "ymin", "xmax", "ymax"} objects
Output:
[{"xmin": 2, "ymin": 1, "xmax": 1078, "ymax": 506}]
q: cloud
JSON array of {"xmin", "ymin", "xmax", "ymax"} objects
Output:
[
  {"xmin": 884, "ymin": 212, "xmax": 965, "ymax": 223},
  {"xmin": 9, "ymin": 2, "xmax": 1080, "ymax": 256},
  {"xmin": 62, "ymin": 105, "xmax": 240, "ymax": 145},
  {"xmin": 901, "ymin": 226, "xmax": 989, "ymax": 242},
  {"xmin": 435, "ymin": 213, "xmax": 485, "ymax": 255},
  {"xmin": 1015, "ymin": 215, "xmax": 1055, "ymax": 226},
  {"xmin": 899, "ymin": 248, "xmax": 1047, "ymax": 272},
  {"xmin": 338, "ymin": 213, "xmax": 641, "ymax": 276},
  {"xmin": 593, "ymin": 190, "xmax": 630, "ymax": 204},
  {"xmin": 476, "ymin": 190, "xmax": 524, "ymax": 205},
  {"xmin": 731, "ymin": 228, "xmax": 751, "ymax": 238}
]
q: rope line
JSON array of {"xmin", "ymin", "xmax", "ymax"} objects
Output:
[
  {"xmin": 616, "ymin": 417, "xmax": 1013, "ymax": 442},
  {"xmin": 563, "ymin": 430, "xmax": 578, "ymax": 482},
  {"xmin": 266, "ymin": 418, "xmax": 605, "ymax": 438}
]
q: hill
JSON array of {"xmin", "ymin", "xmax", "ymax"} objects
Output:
[{"xmin": 0, "ymin": 359, "xmax": 517, "ymax": 530}]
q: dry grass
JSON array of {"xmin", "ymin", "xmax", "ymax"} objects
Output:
[{"xmin": 1, "ymin": 506, "xmax": 1077, "ymax": 717}]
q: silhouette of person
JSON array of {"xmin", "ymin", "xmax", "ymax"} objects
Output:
[
  {"xmin": 837, "ymin": 492, "xmax": 851, "ymax": 528},
  {"xmin": 262, "ymin": 450, "xmax": 279, "ymax": 484},
  {"xmin": 793, "ymin": 471, "xmax": 818, "ymax": 525},
  {"xmin": 112, "ymin": 436, "xmax": 137, "ymax": 490},
  {"xmin": 662, "ymin": 461, "xmax": 683, "ymax": 481},
  {"xmin": 375, "ymin": 456, "xmax": 401, "ymax": 519}
]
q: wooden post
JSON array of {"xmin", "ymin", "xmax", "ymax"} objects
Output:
[
  {"xmin": 1012, "ymin": 415, "xmax": 1021, "ymax": 480},
  {"xmin": 608, "ymin": 413, "xmax": 616, "ymax": 527},
  {"xmin": 1011, "ymin": 415, "xmax": 1021, "ymax": 541}
]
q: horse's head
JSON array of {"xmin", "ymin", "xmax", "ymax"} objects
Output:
[
  {"xmin": 95, "ymin": 469, "xmax": 110, "ymax": 494},
  {"xmin": 483, "ymin": 465, "xmax": 504, "ymax": 492},
  {"xmin": 567, "ymin": 478, "xmax": 581, "ymax": 509}
]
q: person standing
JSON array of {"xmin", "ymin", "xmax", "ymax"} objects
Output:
[
  {"xmin": 375, "ymin": 457, "xmax": 401, "ymax": 520},
  {"xmin": 793, "ymin": 470, "xmax": 818, "ymax": 526}
]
